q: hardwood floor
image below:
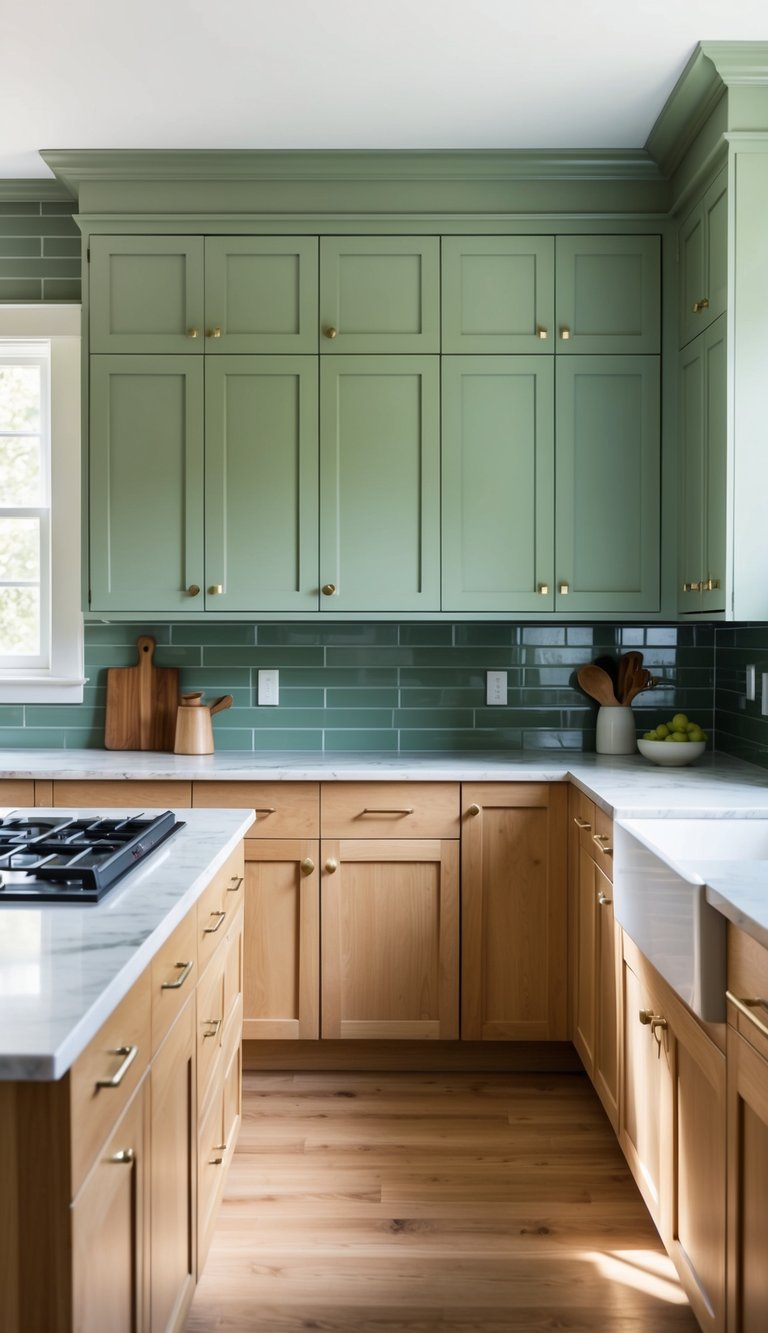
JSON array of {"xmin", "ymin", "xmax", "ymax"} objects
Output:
[{"xmin": 185, "ymin": 1070, "xmax": 699, "ymax": 1332}]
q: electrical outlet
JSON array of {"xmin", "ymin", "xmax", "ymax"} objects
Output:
[
  {"xmin": 746, "ymin": 664, "xmax": 756, "ymax": 701},
  {"xmin": 258, "ymin": 669, "xmax": 279, "ymax": 706},
  {"xmin": 486, "ymin": 670, "xmax": 508, "ymax": 706}
]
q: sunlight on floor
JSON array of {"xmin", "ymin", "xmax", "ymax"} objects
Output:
[{"xmin": 584, "ymin": 1248, "xmax": 689, "ymax": 1304}]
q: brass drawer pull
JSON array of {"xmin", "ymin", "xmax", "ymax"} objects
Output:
[
  {"xmin": 203, "ymin": 910, "xmax": 226, "ymax": 934},
  {"xmin": 227, "ymin": 876, "xmax": 244, "ymax": 893},
  {"xmin": 161, "ymin": 959, "xmax": 194, "ymax": 991},
  {"xmin": 572, "ymin": 816, "xmax": 592, "ymax": 830},
  {"xmin": 726, "ymin": 991, "xmax": 768, "ymax": 1040},
  {"xmin": 110, "ymin": 1148, "xmax": 136, "ymax": 1164},
  {"xmin": 597, "ymin": 891, "xmax": 612, "ymax": 906},
  {"xmin": 96, "ymin": 1044, "xmax": 138, "ymax": 1090},
  {"xmin": 360, "ymin": 807, "xmax": 414, "ymax": 816},
  {"xmin": 702, "ymin": 578, "xmax": 720, "ymax": 592},
  {"xmin": 209, "ymin": 1143, "xmax": 227, "ymax": 1165},
  {"xmin": 592, "ymin": 833, "xmax": 613, "ymax": 856},
  {"xmin": 202, "ymin": 1018, "xmax": 222, "ymax": 1040},
  {"xmin": 682, "ymin": 581, "xmax": 702, "ymax": 592},
  {"xmin": 254, "ymin": 807, "xmax": 276, "ymax": 814}
]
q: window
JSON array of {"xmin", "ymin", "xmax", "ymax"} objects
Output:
[{"xmin": 0, "ymin": 306, "xmax": 84, "ymax": 703}]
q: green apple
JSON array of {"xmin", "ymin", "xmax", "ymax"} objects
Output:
[
  {"xmin": 672, "ymin": 713, "xmax": 689, "ymax": 731},
  {"xmin": 656, "ymin": 723, "xmax": 669, "ymax": 738}
]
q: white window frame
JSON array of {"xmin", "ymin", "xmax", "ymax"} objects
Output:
[{"xmin": 0, "ymin": 306, "xmax": 85, "ymax": 703}]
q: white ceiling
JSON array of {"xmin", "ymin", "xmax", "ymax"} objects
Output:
[{"xmin": 3, "ymin": 0, "xmax": 768, "ymax": 179}]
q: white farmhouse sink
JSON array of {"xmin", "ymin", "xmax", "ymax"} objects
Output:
[{"xmin": 613, "ymin": 818, "xmax": 768, "ymax": 1022}]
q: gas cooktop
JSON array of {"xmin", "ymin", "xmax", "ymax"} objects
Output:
[{"xmin": 0, "ymin": 811, "xmax": 185, "ymax": 903}]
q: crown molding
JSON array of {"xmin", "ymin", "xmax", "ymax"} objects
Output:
[{"xmin": 0, "ymin": 178, "xmax": 74, "ymax": 203}]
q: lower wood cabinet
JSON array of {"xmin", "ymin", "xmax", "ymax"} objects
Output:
[
  {"xmin": 242, "ymin": 839, "xmax": 320, "ymax": 1040},
  {"xmin": 461, "ymin": 782, "xmax": 568, "ymax": 1040},
  {"xmin": 149, "ymin": 999, "xmax": 196, "ymax": 1333}
]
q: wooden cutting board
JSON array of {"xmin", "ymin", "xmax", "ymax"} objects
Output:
[{"xmin": 104, "ymin": 636, "xmax": 179, "ymax": 751}]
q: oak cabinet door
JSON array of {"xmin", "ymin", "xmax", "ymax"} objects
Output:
[
  {"xmin": 555, "ymin": 356, "xmax": 660, "ymax": 614},
  {"xmin": 204, "ymin": 356, "xmax": 319, "ymax": 611},
  {"xmin": 461, "ymin": 783, "xmax": 568, "ymax": 1041},
  {"xmin": 619, "ymin": 953, "xmax": 670, "ymax": 1233},
  {"xmin": 89, "ymin": 356, "xmax": 204, "ymax": 613},
  {"xmin": 319, "ymin": 356, "xmax": 440, "ymax": 611},
  {"xmin": 593, "ymin": 871, "xmax": 620, "ymax": 1131},
  {"xmin": 441, "ymin": 356, "xmax": 554, "ymax": 611},
  {"xmin": 242, "ymin": 839, "xmax": 320, "ymax": 1040},
  {"xmin": 319, "ymin": 236, "xmax": 440, "ymax": 352},
  {"xmin": 203, "ymin": 236, "xmax": 319, "ymax": 353},
  {"xmin": 441, "ymin": 236, "xmax": 554, "ymax": 352},
  {"xmin": 320, "ymin": 838, "xmax": 459, "ymax": 1040},
  {"xmin": 150, "ymin": 1002, "xmax": 196, "ymax": 1333},
  {"xmin": 555, "ymin": 235, "xmax": 660, "ymax": 354},
  {"xmin": 90, "ymin": 236, "xmax": 205, "ymax": 354},
  {"xmin": 727, "ymin": 1023, "xmax": 768, "ymax": 1333}
]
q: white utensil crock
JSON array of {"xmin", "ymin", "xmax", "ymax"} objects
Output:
[{"xmin": 595, "ymin": 705, "xmax": 636, "ymax": 755}]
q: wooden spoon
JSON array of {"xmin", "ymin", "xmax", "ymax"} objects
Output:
[
  {"xmin": 617, "ymin": 650, "xmax": 644, "ymax": 705},
  {"xmin": 576, "ymin": 664, "xmax": 620, "ymax": 707}
]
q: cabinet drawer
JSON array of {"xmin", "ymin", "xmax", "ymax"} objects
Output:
[
  {"xmin": 197, "ymin": 1080, "xmax": 225, "ymax": 1275},
  {"xmin": 69, "ymin": 969, "xmax": 152, "ymax": 1197},
  {"xmin": 592, "ymin": 807, "xmax": 614, "ymax": 881},
  {"xmin": 193, "ymin": 782, "xmax": 319, "ymax": 837},
  {"xmin": 196, "ymin": 945, "xmax": 227, "ymax": 1113},
  {"xmin": 196, "ymin": 846, "xmax": 244, "ymax": 975},
  {"xmin": 321, "ymin": 782, "xmax": 460, "ymax": 838},
  {"xmin": 571, "ymin": 788, "xmax": 597, "ymax": 856},
  {"xmin": 151, "ymin": 909, "xmax": 198, "ymax": 1055},
  {"xmin": 51, "ymin": 780, "xmax": 192, "ymax": 809},
  {"xmin": 727, "ymin": 925, "xmax": 768, "ymax": 1060}
]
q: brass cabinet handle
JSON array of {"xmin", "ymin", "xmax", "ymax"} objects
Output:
[
  {"xmin": 361, "ymin": 807, "xmax": 414, "ymax": 816},
  {"xmin": 110, "ymin": 1148, "xmax": 136, "ymax": 1164},
  {"xmin": 597, "ymin": 890, "xmax": 612, "ymax": 906},
  {"xmin": 560, "ymin": 327, "xmax": 571, "ymax": 340},
  {"xmin": 300, "ymin": 857, "xmax": 315, "ymax": 876},
  {"xmin": 467, "ymin": 803, "xmax": 481, "ymax": 816},
  {"xmin": 187, "ymin": 584, "xmax": 201, "ymax": 596},
  {"xmin": 639, "ymin": 1009, "xmax": 667, "ymax": 1029},
  {"xmin": 538, "ymin": 583, "xmax": 550, "ymax": 595},
  {"xmin": 227, "ymin": 876, "xmax": 244, "ymax": 893},
  {"xmin": 96, "ymin": 1044, "xmax": 138, "ymax": 1090},
  {"xmin": 325, "ymin": 858, "xmax": 338, "ymax": 873},
  {"xmin": 209, "ymin": 1143, "xmax": 227, "ymax": 1165},
  {"xmin": 592, "ymin": 833, "xmax": 613, "ymax": 857},
  {"xmin": 726, "ymin": 991, "xmax": 768, "ymax": 1040},
  {"xmin": 682, "ymin": 581, "xmax": 702, "ymax": 592},
  {"xmin": 254, "ymin": 807, "xmax": 276, "ymax": 815},
  {"xmin": 208, "ymin": 584, "xmax": 223, "ymax": 595},
  {"xmin": 572, "ymin": 816, "xmax": 592, "ymax": 830},
  {"xmin": 692, "ymin": 298, "xmax": 710, "ymax": 314},
  {"xmin": 559, "ymin": 582, "xmax": 569, "ymax": 595},
  {"xmin": 207, "ymin": 326, "xmax": 222, "ymax": 338},
  {"xmin": 202, "ymin": 1018, "xmax": 222, "ymax": 1040},
  {"xmin": 161, "ymin": 960, "xmax": 194, "ymax": 991},
  {"xmin": 702, "ymin": 578, "xmax": 720, "ymax": 591},
  {"xmin": 536, "ymin": 327, "xmax": 548, "ymax": 340},
  {"xmin": 203, "ymin": 910, "xmax": 226, "ymax": 934},
  {"xmin": 321, "ymin": 583, "xmax": 336, "ymax": 596},
  {"xmin": 324, "ymin": 326, "xmax": 338, "ymax": 339},
  {"xmin": 187, "ymin": 328, "xmax": 199, "ymax": 339}
]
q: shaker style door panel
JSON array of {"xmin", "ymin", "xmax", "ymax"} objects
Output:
[
  {"xmin": 678, "ymin": 317, "xmax": 727, "ymax": 614},
  {"xmin": 555, "ymin": 357, "xmax": 660, "ymax": 614},
  {"xmin": 89, "ymin": 236, "xmax": 205, "ymax": 353},
  {"xmin": 679, "ymin": 170, "xmax": 727, "ymax": 348},
  {"xmin": 319, "ymin": 236, "xmax": 440, "ymax": 352},
  {"xmin": 556, "ymin": 236, "xmax": 660, "ymax": 354},
  {"xmin": 89, "ymin": 357, "xmax": 204, "ymax": 613},
  {"xmin": 319, "ymin": 356, "xmax": 440, "ymax": 611},
  {"xmin": 441, "ymin": 356, "xmax": 554, "ymax": 611},
  {"xmin": 678, "ymin": 337, "xmax": 706, "ymax": 613},
  {"xmin": 203, "ymin": 237, "xmax": 319, "ymax": 353},
  {"xmin": 204, "ymin": 357, "xmax": 319, "ymax": 611},
  {"xmin": 441, "ymin": 236, "xmax": 555, "ymax": 352}
]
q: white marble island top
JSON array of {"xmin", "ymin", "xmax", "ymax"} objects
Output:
[{"xmin": 0, "ymin": 806, "xmax": 254, "ymax": 1082}]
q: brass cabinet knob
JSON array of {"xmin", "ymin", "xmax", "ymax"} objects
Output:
[
  {"xmin": 325, "ymin": 858, "xmax": 338, "ymax": 874},
  {"xmin": 702, "ymin": 578, "xmax": 720, "ymax": 591},
  {"xmin": 559, "ymin": 582, "xmax": 569, "ymax": 595},
  {"xmin": 187, "ymin": 584, "xmax": 200, "ymax": 597},
  {"xmin": 467, "ymin": 803, "xmax": 481, "ymax": 816},
  {"xmin": 639, "ymin": 1009, "xmax": 666, "ymax": 1028},
  {"xmin": 324, "ymin": 326, "xmax": 338, "ymax": 339},
  {"xmin": 536, "ymin": 327, "xmax": 548, "ymax": 340},
  {"xmin": 682, "ymin": 581, "xmax": 702, "ymax": 592},
  {"xmin": 597, "ymin": 890, "xmax": 612, "ymax": 906},
  {"xmin": 110, "ymin": 1148, "xmax": 136, "ymax": 1164},
  {"xmin": 321, "ymin": 583, "xmax": 336, "ymax": 596},
  {"xmin": 692, "ymin": 298, "xmax": 710, "ymax": 314},
  {"xmin": 208, "ymin": 584, "xmax": 223, "ymax": 595},
  {"xmin": 300, "ymin": 857, "xmax": 315, "ymax": 876},
  {"xmin": 207, "ymin": 326, "xmax": 222, "ymax": 339},
  {"xmin": 560, "ymin": 327, "xmax": 571, "ymax": 340},
  {"xmin": 538, "ymin": 583, "xmax": 550, "ymax": 596},
  {"xmin": 187, "ymin": 328, "xmax": 199, "ymax": 339}
]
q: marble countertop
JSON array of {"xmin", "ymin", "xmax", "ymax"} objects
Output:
[{"xmin": 0, "ymin": 806, "xmax": 255, "ymax": 1081}]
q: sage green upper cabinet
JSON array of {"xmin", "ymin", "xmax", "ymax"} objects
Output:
[
  {"xmin": 319, "ymin": 237, "xmax": 439, "ymax": 352},
  {"xmin": 89, "ymin": 357, "xmax": 204, "ymax": 613},
  {"xmin": 679, "ymin": 171, "xmax": 727, "ymax": 348},
  {"xmin": 441, "ymin": 238, "xmax": 555, "ymax": 353},
  {"xmin": 205, "ymin": 357, "xmax": 319, "ymax": 612},
  {"xmin": 441, "ymin": 357, "xmax": 554, "ymax": 611},
  {"xmin": 90, "ymin": 237, "xmax": 205, "ymax": 354},
  {"xmin": 555, "ymin": 237, "xmax": 660, "ymax": 354},
  {"xmin": 555, "ymin": 357, "xmax": 660, "ymax": 614},
  {"xmin": 89, "ymin": 236, "xmax": 319, "ymax": 354},
  {"xmin": 319, "ymin": 357, "xmax": 440, "ymax": 611},
  {"xmin": 678, "ymin": 318, "xmax": 727, "ymax": 615}
]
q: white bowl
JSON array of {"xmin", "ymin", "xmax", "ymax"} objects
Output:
[{"xmin": 636, "ymin": 738, "xmax": 706, "ymax": 767}]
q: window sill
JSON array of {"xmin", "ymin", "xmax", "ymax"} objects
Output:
[{"xmin": 0, "ymin": 677, "xmax": 88, "ymax": 704}]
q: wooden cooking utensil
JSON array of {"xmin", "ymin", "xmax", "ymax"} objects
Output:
[
  {"xmin": 593, "ymin": 655, "xmax": 619, "ymax": 699},
  {"xmin": 104, "ymin": 635, "xmax": 179, "ymax": 752},
  {"xmin": 576, "ymin": 664, "xmax": 620, "ymax": 707},
  {"xmin": 617, "ymin": 650, "xmax": 644, "ymax": 705}
]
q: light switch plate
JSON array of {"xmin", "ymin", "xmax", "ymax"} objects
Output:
[
  {"xmin": 258, "ymin": 669, "xmax": 279, "ymax": 706},
  {"xmin": 486, "ymin": 670, "xmax": 508, "ymax": 706}
]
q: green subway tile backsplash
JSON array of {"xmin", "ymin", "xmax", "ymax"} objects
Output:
[
  {"xmin": 0, "ymin": 196, "xmax": 80, "ymax": 303},
  {"xmin": 0, "ymin": 620, "xmax": 723, "ymax": 754},
  {"xmin": 715, "ymin": 624, "xmax": 768, "ymax": 771}
]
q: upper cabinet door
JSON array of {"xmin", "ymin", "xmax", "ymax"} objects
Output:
[
  {"xmin": 679, "ymin": 171, "xmax": 727, "ymax": 348},
  {"xmin": 441, "ymin": 237, "xmax": 555, "ymax": 353},
  {"xmin": 90, "ymin": 237, "xmax": 205, "ymax": 353},
  {"xmin": 441, "ymin": 356, "xmax": 554, "ymax": 611},
  {"xmin": 89, "ymin": 356, "xmax": 204, "ymax": 613},
  {"xmin": 204, "ymin": 356, "xmax": 319, "ymax": 612},
  {"xmin": 319, "ymin": 237, "xmax": 440, "ymax": 352},
  {"xmin": 556, "ymin": 236, "xmax": 660, "ymax": 354},
  {"xmin": 203, "ymin": 237, "xmax": 319, "ymax": 353},
  {"xmin": 555, "ymin": 356, "xmax": 660, "ymax": 614},
  {"xmin": 319, "ymin": 356, "xmax": 440, "ymax": 611}
]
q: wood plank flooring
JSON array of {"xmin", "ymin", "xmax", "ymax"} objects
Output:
[{"xmin": 185, "ymin": 1070, "xmax": 699, "ymax": 1332}]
